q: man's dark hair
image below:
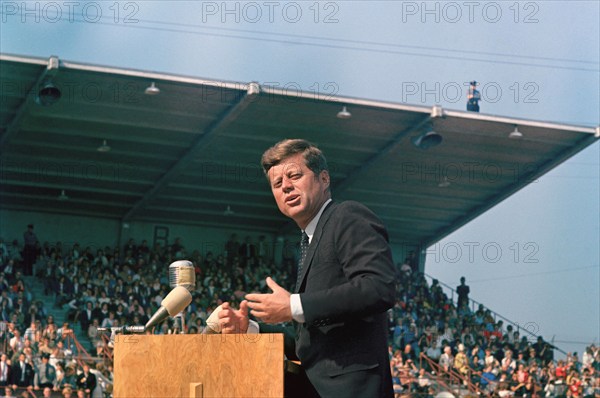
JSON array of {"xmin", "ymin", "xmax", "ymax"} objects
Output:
[{"xmin": 261, "ymin": 138, "xmax": 328, "ymax": 178}]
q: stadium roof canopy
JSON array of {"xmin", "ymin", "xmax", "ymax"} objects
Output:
[{"xmin": 1, "ymin": 54, "xmax": 598, "ymax": 251}]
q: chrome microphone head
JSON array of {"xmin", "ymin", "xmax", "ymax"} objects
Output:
[{"xmin": 168, "ymin": 260, "xmax": 196, "ymax": 290}]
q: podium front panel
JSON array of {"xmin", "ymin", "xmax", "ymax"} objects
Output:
[{"xmin": 114, "ymin": 334, "xmax": 284, "ymax": 397}]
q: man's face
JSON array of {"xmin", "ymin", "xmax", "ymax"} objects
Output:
[{"xmin": 268, "ymin": 153, "xmax": 330, "ymax": 229}]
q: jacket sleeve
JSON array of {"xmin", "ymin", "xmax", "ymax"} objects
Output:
[{"xmin": 299, "ymin": 201, "xmax": 396, "ymax": 324}]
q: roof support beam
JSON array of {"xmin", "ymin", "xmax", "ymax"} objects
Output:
[
  {"xmin": 277, "ymin": 106, "xmax": 444, "ymax": 234},
  {"xmin": 0, "ymin": 56, "xmax": 60, "ymax": 153},
  {"xmin": 333, "ymin": 106, "xmax": 444, "ymax": 195},
  {"xmin": 121, "ymin": 83, "xmax": 260, "ymax": 222}
]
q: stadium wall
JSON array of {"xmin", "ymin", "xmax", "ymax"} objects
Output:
[{"xmin": 1, "ymin": 208, "xmax": 407, "ymax": 268}]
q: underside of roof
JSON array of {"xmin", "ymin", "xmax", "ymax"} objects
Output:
[{"xmin": 1, "ymin": 54, "xmax": 598, "ymax": 251}]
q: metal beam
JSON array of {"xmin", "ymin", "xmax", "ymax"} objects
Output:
[
  {"xmin": 333, "ymin": 106, "xmax": 443, "ymax": 195},
  {"xmin": 277, "ymin": 106, "xmax": 443, "ymax": 234},
  {"xmin": 121, "ymin": 83, "xmax": 259, "ymax": 221},
  {"xmin": 0, "ymin": 56, "xmax": 60, "ymax": 153}
]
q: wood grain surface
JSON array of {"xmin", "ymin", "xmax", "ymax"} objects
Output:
[{"xmin": 114, "ymin": 334, "xmax": 284, "ymax": 397}]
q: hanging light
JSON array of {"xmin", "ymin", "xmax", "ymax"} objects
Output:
[
  {"xmin": 509, "ymin": 125, "xmax": 523, "ymax": 139},
  {"xmin": 411, "ymin": 124, "xmax": 442, "ymax": 150},
  {"xmin": 58, "ymin": 190, "xmax": 69, "ymax": 201},
  {"xmin": 336, "ymin": 106, "xmax": 352, "ymax": 119},
  {"xmin": 36, "ymin": 81, "xmax": 62, "ymax": 106},
  {"xmin": 438, "ymin": 177, "xmax": 451, "ymax": 188},
  {"xmin": 145, "ymin": 82, "xmax": 160, "ymax": 95},
  {"xmin": 97, "ymin": 139, "xmax": 111, "ymax": 152}
]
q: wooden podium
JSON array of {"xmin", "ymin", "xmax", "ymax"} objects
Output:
[{"xmin": 113, "ymin": 334, "xmax": 284, "ymax": 397}]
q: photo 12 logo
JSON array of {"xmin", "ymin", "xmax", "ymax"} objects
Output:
[
  {"xmin": 400, "ymin": 1, "xmax": 540, "ymax": 24},
  {"xmin": 1, "ymin": 1, "xmax": 140, "ymax": 24},
  {"xmin": 200, "ymin": 1, "xmax": 340, "ymax": 24},
  {"xmin": 401, "ymin": 81, "xmax": 540, "ymax": 105},
  {"xmin": 426, "ymin": 241, "xmax": 540, "ymax": 264}
]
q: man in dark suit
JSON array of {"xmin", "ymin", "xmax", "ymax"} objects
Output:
[
  {"xmin": 10, "ymin": 353, "xmax": 34, "ymax": 389},
  {"xmin": 219, "ymin": 139, "xmax": 396, "ymax": 397},
  {"xmin": 76, "ymin": 364, "xmax": 96, "ymax": 396},
  {"xmin": 79, "ymin": 301, "xmax": 95, "ymax": 332}
]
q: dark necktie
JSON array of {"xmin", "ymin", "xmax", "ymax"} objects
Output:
[{"xmin": 296, "ymin": 232, "xmax": 309, "ymax": 291}]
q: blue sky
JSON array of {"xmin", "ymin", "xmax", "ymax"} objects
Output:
[{"xmin": 1, "ymin": 1, "xmax": 598, "ymax": 356}]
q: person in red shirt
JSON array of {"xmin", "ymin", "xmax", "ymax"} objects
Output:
[
  {"xmin": 567, "ymin": 370, "xmax": 582, "ymax": 398},
  {"xmin": 555, "ymin": 359, "xmax": 567, "ymax": 381}
]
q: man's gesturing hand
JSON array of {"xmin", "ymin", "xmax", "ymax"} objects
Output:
[
  {"xmin": 246, "ymin": 277, "xmax": 292, "ymax": 324},
  {"xmin": 218, "ymin": 301, "xmax": 249, "ymax": 334}
]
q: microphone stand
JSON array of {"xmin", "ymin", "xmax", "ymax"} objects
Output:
[{"xmin": 173, "ymin": 312, "xmax": 186, "ymax": 334}]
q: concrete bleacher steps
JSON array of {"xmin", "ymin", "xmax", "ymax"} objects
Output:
[{"xmin": 24, "ymin": 275, "xmax": 89, "ymax": 350}]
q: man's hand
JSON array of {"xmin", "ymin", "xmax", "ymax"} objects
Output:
[
  {"xmin": 218, "ymin": 301, "xmax": 249, "ymax": 334},
  {"xmin": 246, "ymin": 277, "xmax": 292, "ymax": 324}
]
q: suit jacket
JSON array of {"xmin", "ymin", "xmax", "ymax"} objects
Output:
[
  {"xmin": 79, "ymin": 308, "xmax": 94, "ymax": 330},
  {"xmin": 76, "ymin": 371, "xmax": 97, "ymax": 392},
  {"xmin": 10, "ymin": 361, "xmax": 34, "ymax": 387},
  {"xmin": 266, "ymin": 201, "xmax": 396, "ymax": 398}
]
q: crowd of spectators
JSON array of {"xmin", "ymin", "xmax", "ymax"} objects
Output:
[
  {"xmin": 387, "ymin": 267, "xmax": 599, "ymax": 398},
  {"xmin": 0, "ymin": 230, "xmax": 598, "ymax": 398}
]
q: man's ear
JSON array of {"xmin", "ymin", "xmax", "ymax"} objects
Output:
[{"xmin": 320, "ymin": 170, "xmax": 330, "ymax": 186}]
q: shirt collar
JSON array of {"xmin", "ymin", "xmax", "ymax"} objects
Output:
[{"xmin": 303, "ymin": 199, "xmax": 332, "ymax": 243}]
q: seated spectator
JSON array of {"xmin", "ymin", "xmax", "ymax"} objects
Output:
[
  {"xmin": 57, "ymin": 322, "xmax": 73, "ymax": 341},
  {"xmin": 9, "ymin": 330, "xmax": 24, "ymax": 354},
  {"xmin": 100, "ymin": 312, "xmax": 116, "ymax": 329},
  {"xmin": 480, "ymin": 365, "xmax": 498, "ymax": 393},
  {"xmin": 10, "ymin": 353, "xmax": 34, "ymax": 389},
  {"xmin": 3, "ymin": 386, "xmax": 15, "ymax": 398},
  {"xmin": 513, "ymin": 378, "xmax": 537, "ymax": 398},
  {"xmin": 567, "ymin": 369, "xmax": 582, "ymax": 398},
  {"xmin": 33, "ymin": 354, "xmax": 56, "ymax": 390},
  {"xmin": 485, "ymin": 348, "xmax": 501, "ymax": 370},
  {"xmin": 54, "ymin": 276, "xmax": 74, "ymax": 308},
  {"xmin": 454, "ymin": 343, "xmax": 470, "ymax": 381},
  {"xmin": 503, "ymin": 349, "xmax": 517, "ymax": 374},
  {"xmin": 0, "ymin": 354, "xmax": 11, "ymax": 387},
  {"xmin": 75, "ymin": 364, "xmax": 96, "ymax": 398},
  {"xmin": 517, "ymin": 363, "xmax": 530, "ymax": 384},
  {"xmin": 498, "ymin": 381, "xmax": 515, "ymax": 398},
  {"xmin": 439, "ymin": 346, "xmax": 454, "ymax": 373},
  {"xmin": 59, "ymin": 364, "xmax": 77, "ymax": 390},
  {"xmin": 42, "ymin": 322, "xmax": 58, "ymax": 343}
]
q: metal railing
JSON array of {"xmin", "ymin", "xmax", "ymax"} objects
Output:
[
  {"xmin": 422, "ymin": 273, "xmax": 567, "ymax": 355},
  {"xmin": 419, "ymin": 352, "xmax": 482, "ymax": 396}
]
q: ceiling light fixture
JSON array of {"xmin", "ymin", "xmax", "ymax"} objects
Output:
[
  {"xmin": 336, "ymin": 106, "xmax": 352, "ymax": 119},
  {"xmin": 411, "ymin": 123, "xmax": 443, "ymax": 150},
  {"xmin": 438, "ymin": 177, "xmax": 451, "ymax": 188},
  {"xmin": 509, "ymin": 125, "xmax": 523, "ymax": 139},
  {"xmin": 58, "ymin": 190, "xmax": 69, "ymax": 201},
  {"xmin": 36, "ymin": 81, "xmax": 62, "ymax": 106},
  {"xmin": 223, "ymin": 205, "xmax": 235, "ymax": 216},
  {"xmin": 97, "ymin": 139, "xmax": 111, "ymax": 153},
  {"xmin": 145, "ymin": 81, "xmax": 160, "ymax": 95}
]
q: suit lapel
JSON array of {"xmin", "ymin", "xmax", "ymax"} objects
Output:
[{"xmin": 295, "ymin": 201, "xmax": 337, "ymax": 293}]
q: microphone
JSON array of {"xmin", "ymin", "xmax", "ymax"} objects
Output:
[
  {"xmin": 145, "ymin": 286, "xmax": 192, "ymax": 331},
  {"xmin": 98, "ymin": 325, "xmax": 146, "ymax": 334},
  {"xmin": 169, "ymin": 260, "xmax": 196, "ymax": 291}
]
